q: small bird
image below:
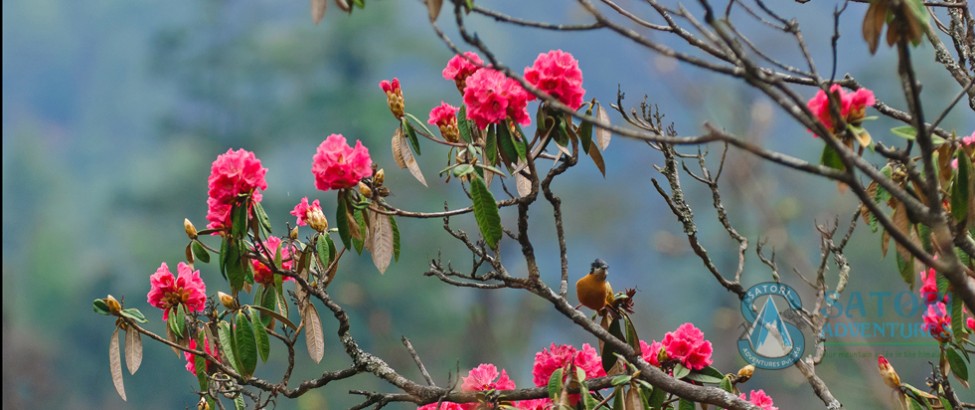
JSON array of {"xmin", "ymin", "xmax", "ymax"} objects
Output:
[{"xmin": 576, "ymin": 259, "xmax": 614, "ymax": 312}]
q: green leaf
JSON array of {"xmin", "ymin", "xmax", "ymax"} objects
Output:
[
  {"xmin": 547, "ymin": 368, "xmax": 564, "ymax": 400},
  {"xmin": 258, "ymin": 286, "xmax": 277, "ymax": 328},
  {"xmin": 217, "ymin": 321, "xmax": 239, "ymax": 375},
  {"xmin": 249, "ymin": 307, "xmax": 270, "ymax": 362},
  {"xmin": 390, "ymin": 216, "xmax": 401, "ymax": 262},
  {"xmin": 496, "ymin": 124, "xmax": 517, "ymax": 167},
  {"xmin": 234, "ymin": 395, "xmax": 246, "ymax": 410},
  {"xmin": 947, "ymin": 346, "xmax": 969, "ymax": 382},
  {"xmin": 401, "ymin": 117, "xmax": 421, "ymax": 156},
  {"xmin": 469, "ymin": 175, "xmax": 503, "ymax": 250},
  {"xmin": 452, "ymin": 163, "xmax": 475, "ymax": 177},
  {"xmin": 316, "ymin": 235, "xmax": 331, "ymax": 271},
  {"xmin": 405, "ymin": 112, "xmax": 436, "ymax": 140},
  {"xmin": 623, "ymin": 315, "xmax": 641, "ymax": 352},
  {"xmin": 678, "ymin": 398, "xmax": 695, "ymax": 410},
  {"xmin": 252, "ymin": 201, "xmax": 272, "ymax": 236},
  {"xmin": 225, "ymin": 240, "xmax": 247, "ymax": 292},
  {"xmin": 93, "ymin": 299, "xmax": 110, "ymax": 315},
  {"xmin": 191, "ymin": 241, "xmax": 210, "ymax": 264},
  {"xmin": 509, "ymin": 122, "xmax": 527, "ymax": 161},
  {"xmin": 194, "ymin": 332, "xmax": 209, "ymax": 391},
  {"xmin": 120, "ymin": 308, "xmax": 148, "ymax": 323},
  {"xmin": 684, "ymin": 371, "xmax": 724, "ymax": 384},
  {"xmin": 906, "ymin": 396, "xmax": 926, "ymax": 410},
  {"xmin": 612, "ymin": 386, "xmax": 624, "ymax": 410},
  {"xmin": 580, "ymin": 103, "xmax": 595, "ymax": 150},
  {"xmin": 896, "ymin": 252, "xmax": 915, "ymax": 290},
  {"xmin": 219, "ymin": 236, "xmax": 230, "ymax": 279},
  {"xmin": 169, "ymin": 304, "xmax": 186, "ymax": 339},
  {"xmin": 951, "ymin": 291, "xmax": 966, "ymax": 343},
  {"xmin": 602, "ymin": 318, "xmax": 625, "ymax": 372},
  {"xmin": 891, "ymin": 126, "xmax": 918, "ymax": 139},
  {"xmin": 326, "ymin": 235, "xmax": 337, "ymax": 266},
  {"xmin": 234, "ymin": 311, "xmax": 258, "ymax": 378},
  {"xmin": 457, "ymin": 105, "xmax": 473, "ymax": 143},
  {"xmin": 648, "ymin": 383, "xmax": 666, "ymax": 408},
  {"xmin": 485, "ymin": 126, "xmax": 498, "ymax": 165},
  {"xmin": 951, "ymin": 149, "xmax": 972, "ymax": 223},
  {"xmin": 719, "ymin": 375, "xmax": 734, "ymax": 393},
  {"xmin": 940, "ymin": 395, "xmax": 955, "ymax": 410},
  {"xmin": 918, "ymin": 223, "xmax": 933, "ymax": 253},
  {"xmin": 610, "ymin": 375, "xmax": 632, "ymax": 386},
  {"xmin": 231, "ymin": 199, "xmax": 249, "ymax": 238},
  {"xmin": 673, "ymin": 363, "xmax": 691, "ymax": 380},
  {"xmin": 352, "ymin": 208, "xmax": 367, "ymax": 254},
  {"xmin": 336, "ymin": 193, "xmax": 352, "ymax": 250},
  {"xmin": 820, "ymin": 144, "xmax": 846, "ymax": 171}
]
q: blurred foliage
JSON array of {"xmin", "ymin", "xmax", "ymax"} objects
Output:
[{"xmin": 3, "ymin": 0, "xmax": 973, "ymax": 408}]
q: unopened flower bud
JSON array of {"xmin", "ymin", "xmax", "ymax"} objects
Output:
[
  {"xmin": 290, "ymin": 226, "xmax": 299, "ymax": 240},
  {"xmin": 306, "ymin": 207, "xmax": 329, "ymax": 233},
  {"xmin": 358, "ymin": 182, "xmax": 373, "ymax": 198},
  {"xmin": 379, "ymin": 78, "xmax": 405, "ymax": 119},
  {"xmin": 105, "ymin": 295, "xmax": 122, "ymax": 315},
  {"xmin": 217, "ymin": 291, "xmax": 236, "ymax": 309},
  {"xmin": 184, "ymin": 218, "xmax": 198, "ymax": 239},
  {"xmin": 736, "ymin": 364, "xmax": 755, "ymax": 383},
  {"xmin": 877, "ymin": 355, "xmax": 901, "ymax": 389},
  {"xmin": 374, "ymin": 169, "xmax": 385, "ymax": 186},
  {"xmin": 197, "ymin": 396, "xmax": 211, "ymax": 410}
]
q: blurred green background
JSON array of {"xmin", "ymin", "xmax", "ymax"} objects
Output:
[{"xmin": 3, "ymin": 0, "xmax": 972, "ymax": 409}]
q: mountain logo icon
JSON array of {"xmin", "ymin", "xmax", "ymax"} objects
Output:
[{"xmin": 737, "ymin": 282, "xmax": 805, "ymax": 370}]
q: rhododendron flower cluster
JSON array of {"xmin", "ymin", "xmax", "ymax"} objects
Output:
[
  {"xmin": 806, "ymin": 85, "xmax": 875, "ymax": 133},
  {"xmin": 147, "ymin": 262, "xmax": 207, "ymax": 320},
  {"xmin": 922, "ymin": 301, "xmax": 951, "ymax": 341},
  {"xmin": 291, "ymin": 197, "xmax": 328, "ymax": 232},
  {"xmin": 380, "ymin": 77, "xmax": 405, "ymax": 119},
  {"xmin": 524, "ymin": 50, "xmax": 585, "ymax": 110},
  {"xmin": 919, "ymin": 267, "xmax": 941, "ymax": 304},
  {"xmin": 251, "ymin": 236, "xmax": 294, "ymax": 285},
  {"xmin": 184, "ymin": 337, "xmax": 220, "ymax": 375},
  {"xmin": 205, "ymin": 148, "xmax": 268, "ymax": 230},
  {"xmin": 428, "ymin": 102, "xmax": 460, "ymax": 143},
  {"xmin": 531, "ymin": 343, "xmax": 605, "ymax": 387},
  {"xmin": 660, "ymin": 323, "xmax": 713, "ymax": 370},
  {"xmin": 463, "ymin": 68, "xmax": 534, "ymax": 129},
  {"xmin": 442, "ymin": 51, "xmax": 484, "ymax": 92},
  {"xmin": 739, "ymin": 389, "xmax": 777, "ymax": 410},
  {"xmin": 639, "ymin": 339, "xmax": 665, "ymax": 366},
  {"xmin": 461, "ymin": 363, "xmax": 515, "ymax": 392},
  {"xmin": 312, "ymin": 134, "xmax": 373, "ymax": 191}
]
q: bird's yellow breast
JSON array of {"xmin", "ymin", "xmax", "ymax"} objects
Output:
[{"xmin": 576, "ymin": 273, "xmax": 613, "ymax": 311}]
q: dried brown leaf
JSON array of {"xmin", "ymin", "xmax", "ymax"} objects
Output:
[
  {"xmin": 311, "ymin": 0, "xmax": 327, "ymax": 24},
  {"xmin": 397, "ymin": 133, "xmax": 428, "ymax": 187},
  {"xmin": 863, "ymin": 1, "xmax": 887, "ymax": 54},
  {"xmin": 124, "ymin": 328, "xmax": 142, "ymax": 375},
  {"xmin": 596, "ymin": 105, "xmax": 612, "ymax": 151},
  {"xmin": 110, "ymin": 327, "xmax": 127, "ymax": 401},
  {"xmin": 368, "ymin": 208, "xmax": 394, "ymax": 274},
  {"xmin": 391, "ymin": 128, "xmax": 407, "ymax": 169},
  {"xmin": 426, "ymin": 0, "xmax": 443, "ymax": 21},
  {"xmin": 303, "ymin": 304, "xmax": 325, "ymax": 363},
  {"xmin": 588, "ymin": 141, "xmax": 607, "ymax": 177}
]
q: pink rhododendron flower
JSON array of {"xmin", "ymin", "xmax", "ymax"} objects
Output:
[
  {"xmin": 379, "ymin": 78, "xmax": 401, "ymax": 94},
  {"xmin": 443, "ymin": 51, "xmax": 484, "ymax": 90},
  {"xmin": 312, "ymin": 134, "xmax": 373, "ymax": 191},
  {"xmin": 184, "ymin": 337, "xmax": 220, "ymax": 375},
  {"xmin": 205, "ymin": 148, "xmax": 268, "ymax": 230},
  {"xmin": 919, "ymin": 267, "xmax": 940, "ymax": 304},
  {"xmin": 461, "ymin": 363, "xmax": 515, "ymax": 392},
  {"xmin": 806, "ymin": 85, "xmax": 875, "ymax": 133},
  {"xmin": 515, "ymin": 398, "xmax": 552, "ymax": 410},
  {"xmin": 524, "ymin": 50, "xmax": 585, "ymax": 110},
  {"xmin": 417, "ymin": 402, "xmax": 465, "ymax": 410},
  {"xmin": 428, "ymin": 102, "xmax": 461, "ymax": 143},
  {"xmin": 463, "ymin": 68, "xmax": 534, "ymax": 129},
  {"xmin": 922, "ymin": 302, "xmax": 951, "ymax": 341},
  {"xmin": 967, "ymin": 316, "xmax": 974, "ymax": 332},
  {"xmin": 639, "ymin": 339, "xmax": 664, "ymax": 366},
  {"xmin": 531, "ymin": 343, "xmax": 605, "ymax": 387},
  {"xmin": 739, "ymin": 389, "xmax": 777, "ymax": 410},
  {"xmin": 251, "ymin": 236, "xmax": 294, "ymax": 285},
  {"xmin": 290, "ymin": 197, "xmax": 322, "ymax": 227},
  {"xmin": 147, "ymin": 262, "xmax": 207, "ymax": 321},
  {"xmin": 950, "ymin": 131, "xmax": 975, "ymax": 169},
  {"xmin": 660, "ymin": 323, "xmax": 713, "ymax": 371}
]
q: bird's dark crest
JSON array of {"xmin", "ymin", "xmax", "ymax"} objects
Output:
[{"xmin": 591, "ymin": 259, "xmax": 608, "ymax": 270}]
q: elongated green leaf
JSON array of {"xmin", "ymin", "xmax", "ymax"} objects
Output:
[
  {"xmin": 457, "ymin": 105, "xmax": 473, "ymax": 143},
  {"xmin": 226, "ymin": 239, "xmax": 246, "ymax": 292},
  {"xmin": 401, "ymin": 118, "xmax": 421, "ymax": 155},
  {"xmin": 109, "ymin": 327, "xmax": 126, "ymax": 401},
  {"xmin": 684, "ymin": 371, "xmax": 723, "ymax": 384},
  {"xmin": 547, "ymin": 368, "xmax": 564, "ymax": 400},
  {"xmin": 580, "ymin": 102, "xmax": 594, "ymax": 151},
  {"xmin": 235, "ymin": 311, "xmax": 257, "ymax": 378},
  {"xmin": 258, "ymin": 286, "xmax": 277, "ymax": 328},
  {"xmin": 891, "ymin": 126, "xmax": 917, "ymax": 139},
  {"xmin": 336, "ymin": 194, "xmax": 352, "ymax": 249},
  {"xmin": 250, "ymin": 304, "xmax": 297, "ymax": 330},
  {"xmin": 951, "ymin": 293, "xmax": 966, "ymax": 344},
  {"xmin": 352, "ymin": 208, "xmax": 367, "ymax": 254},
  {"xmin": 191, "ymin": 241, "xmax": 210, "ymax": 264},
  {"xmin": 678, "ymin": 398, "xmax": 695, "ymax": 410},
  {"xmin": 951, "ymin": 149, "xmax": 972, "ymax": 223},
  {"xmin": 124, "ymin": 328, "xmax": 142, "ymax": 375},
  {"xmin": 896, "ymin": 252, "xmax": 915, "ymax": 290},
  {"xmin": 947, "ymin": 347, "xmax": 969, "ymax": 382},
  {"xmin": 485, "ymin": 126, "xmax": 498, "ymax": 165},
  {"xmin": 390, "ymin": 216, "xmax": 401, "ymax": 262},
  {"xmin": 469, "ymin": 176, "xmax": 502, "ymax": 250},
  {"xmin": 496, "ymin": 124, "xmax": 517, "ymax": 167},
  {"xmin": 194, "ymin": 332, "xmax": 209, "ymax": 391},
  {"xmin": 253, "ymin": 201, "xmax": 272, "ymax": 236},
  {"xmin": 623, "ymin": 315, "xmax": 641, "ymax": 351},
  {"xmin": 673, "ymin": 363, "xmax": 691, "ymax": 380},
  {"xmin": 219, "ymin": 236, "xmax": 230, "ymax": 279},
  {"xmin": 719, "ymin": 375, "xmax": 734, "ymax": 393},
  {"xmin": 249, "ymin": 308, "xmax": 270, "ymax": 362},
  {"xmin": 316, "ymin": 235, "xmax": 331, "ymax": 271},
  {"xmin": 602, "ymin": 318, "xmax": 625, "ymax": 372},
  {"xmin": 648, "ymin": 383, "xmax": 666, "ymax": 408},
  {"xmin": 820, "ymin": 144, "xmax": 846, "ymax": 171},
  {"xmin": 610, "ymin": 375, "xmax": 632, "ymax": 386},
  {"xmin": 93, "ymin": 299, "xmax": 110, "ymax": 315},
  {"xmin": 234, "ymin": 395, "xmax": 246, "ymax": 410},
  {"xmin": 217, "ymin": 321, "xmax": 239, "ymax": 375},
  {"xmin": 231, "ymin": 200, "xmax": 248, "ymax": 237}
]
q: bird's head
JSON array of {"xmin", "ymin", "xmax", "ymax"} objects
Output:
[{"xmin": 590, "ymin": 258, "xmax": 609, "ymax": 278}]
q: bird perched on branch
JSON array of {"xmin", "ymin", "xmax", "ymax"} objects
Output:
[{"xmin": 576, "ymin": 259, "xmax": 614, "ymax": 312}]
